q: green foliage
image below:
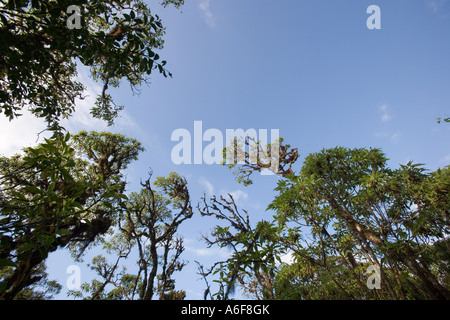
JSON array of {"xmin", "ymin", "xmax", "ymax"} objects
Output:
[
  {"xmin": 274, "ymin": 258, "xmax": 368, "ymax": 300},
  {"xmin": 437, "ymin": 117, "xmax": 450, "ymax": 124},
  {"xmin": 0, "ymin": 131, "xmax": 143, "ymax": 299},
  {"xmin": 0, "ymin": 0, "xmax": 181, "ymax": 128},
  {"xmin": 161, "ymin": 0, "xmax": 184, "ymax": 8},
  {"xmin": 0, "ymin": 0, "xmax": 190, "ymax": 301},
  {"xmin": 222, "ymin": 137, "xmax": 298, "ymax": 186},
  {"xmin": 268, "ymin": 147, "xmax": 450, "ymax": 299},
  {"xmin": 198, "ymin": 195, "xmax": 284, "ymax": 300},
  {"xmin": 0, "ymin": 262, "xmax": 61, "ymax": 300},
  {"xmin": 71, "ymin": 172, "xmax": 192, "ymax": 300},
  {"xmin": 202, "ymin": 145, "xmax": 450, "ymax": 300},
  {"xmin": 71, "ymin": 130, "xmax": 144, "ymax": 181}
]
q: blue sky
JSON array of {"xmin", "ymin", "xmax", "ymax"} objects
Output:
[{"xmin": 1, "ymin": 0, "xmax": 450, "ymax": 299}]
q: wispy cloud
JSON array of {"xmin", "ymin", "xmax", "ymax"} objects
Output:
[
  {"xmin": 375, "ymin": 131, "xmax": 401, "ymax": 144},
  {"xmin": 198, "ymin": 180, "xmax": 250, "ymax": 203},
  {"xmin": 199, "ymin": 177, "xmax": 215, "ymax": 195},
  {"xmin": 0, "ymin": 83, "xmax": 110, "ymax": 157},
  {"xmin": 0, "ymin": 109, "xmax": 49, "ymax": 157},
  {"xmin": 379, "ymin": 104, "xmax": 393, "ymax": 123},
  {"xmin": 62, "ymin": 69, "xmax": 142, "ymax": 135},
  {"xmin": 199, "ymin": 0, "xmax": 216, "ymax": 27},
  {"xmin": 61, "ymin": 84, "xmax": 108, "ymax": 133},
  {"xmin": 440, "ymin": 154, "xmax": 450, "ymax": 164},
  {"xmin": 220, "ymin": 189, "xmax": 263, "ymax": 210},
  {"xmin": 429, "ymin": 0, "xmax": 448, "ymax": 13},
  {"xmin": 390, "ymin": 132, "xmax": 401, "ymax": 144},
  {"xmin": 0, "ymin": 69, "xmax": 142, "ymax": 157},
  {"xmin": 228, "ymin": 189, "xmax": 249, "ymax": 202},
  {"xmin": 428, "ymin": 0, "xmax": 450, "ymax": 18},
  {"xmin": 374, "ymin": 104, "xmax": 401, "ymax": 144},
  {"xmin": 184, "ymin": 238, "xmax": 230, "ymax": 259}
]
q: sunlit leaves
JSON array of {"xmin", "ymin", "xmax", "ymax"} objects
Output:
[
  {"xmin": 0, "ymin": 131, "xmax": 143, "ymax": 298},
  {"xmin": 0, "ymin": 0, "xmax": 179, "ymax": 129},
  {"xmin": 268, "ymin": 146, "xmax": 450, "ymax": 299}
]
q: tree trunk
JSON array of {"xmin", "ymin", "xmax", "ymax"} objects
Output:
[
  {"xmin": 142, "ymin": 242, "xmax": 158, "ymax": 300},
  {"xmin": 327, "ymin": 196, "xmax": 450, "ymax": 300}
]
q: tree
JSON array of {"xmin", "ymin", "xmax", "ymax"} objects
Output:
[
  {"xmin": 203, "ymin": 142, "xmax": 450, "ymax": 300},
  {"xmin": 0, "ymin": 0, "xmax": 188, "ymax": 301},
  {"xmin": 70, "ymin": 172, "xmax": 193, "ymax": 300},
  {"xmin": 223, "ymin": 136, "xmax": 298, "ymax": 186},
  {"xmin": 0, "ymin": 131, "xmax": 143, "ymax": 299},
  {"xmin": 198, "ymin": 194, "xmax": 283, "ymax": 300},
  {"xmin": 273, "ymin": 256, "xmax": 369, "ymax": 300},
  {"xmin": 0, "ymin": 262, "xmax": 61, "ymax": 300},
  {"xmin": 268, "ymin": 147, "xmax": 449, "ymax": 299},
  {"xmin": 0, "ymin": 0, "xmax": 183, "ymax": 128}
]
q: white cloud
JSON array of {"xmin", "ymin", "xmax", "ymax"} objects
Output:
[
  {"xmin": 218, "ymin": 188, "xmax": 249, "ymax": 203},
  {"xmin": 61, "ymin": 84, "xmax": 107, "ymax": 133},
  {"xmin": 280, "ymin": 252, "xmax": 294, "ymax": 265},
  {"xmin": 219, "ymin": 188, "xmax": 263, "ymax": 210},
  {"xmin": 430, "ymin": 0, "xmax": 440, "ymax": 13},
  {"xmin": 228, "ymin": 189, "xmax": 248, "ymax": 202},
  {"xmin": 63, "ymin": 92, "xmax": 141, "ymax": 135},
  {"xmin": 199, "ymin": 0, "xmax": 217, "ymax": 27},
  {"xmin": 375, "ymin": 131, "xmax": 401, "ymax": 144},
  {"xmin": 0, "ymin": 78, "xmax": 107, "ymax": 157},
  {"xmin": 190, "ymin": 248, "xmax": 214, "ymax": 257},
  {"xmin": 185, "ymin": 241, "xmax": 230, "ymax": 259},
  {"xmin": 374, "ymin": 104, "xmax": 400, "ymax": 144},
  {"xmin": 114, "ymin": 111, "xmax": 142, "ymax": 133},
  {"xmin": 0, "ymin": 109, "xmax": 50, "ymax": 157},
  {"xmin": 62, "ymin": 69, "xmax": 141, "ymax": 135},
  {"xmin": 0, "ymin": 69, "xmax": 142, "ymax": 157},
  {"xmin": 390, "ymin": 132, "xmax": 401, "ymax": 144},
  {"xmin": 428, "ymin": 0, "xmax": 450, "ymax": 19},
  {"xmin": 379, "ymin": 104, "xmax": 392, "ymax": 122},
  {"xmin": 381, "ymin": 114, "xmax": 392, "ymax": 122},
  {"xmin": 375, "ymin": 132, "xmax": 388, "ymax": 138},
  {"xmin": 440, "ymin": 154, "xmax": 450, "ymax": 164},
  {"xmin": 429, "ymin": 0, "xmax": 450, "ymax": 14},
  {"xmin": 199, "ymin": 177, "xmax": 215, "ymax": 195}
]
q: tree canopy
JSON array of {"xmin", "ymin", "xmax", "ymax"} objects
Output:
[
  {"xmin": 0, "ymin": 0, "xmax": 448, "ymax": 301},
  {"xmin": 200, "ymin": 145, "xmax": 450, "ymax": 300},
  {"xmin": 0, "ymin": 0, "xmax": 182, "ymax": 128},
  {"xmin": 0, "ymin": 131, "xmax": 143, "ymax": 299},
  {"xmin": 69, "ymin": 172, "xmax": 193, "ymax": 300}
]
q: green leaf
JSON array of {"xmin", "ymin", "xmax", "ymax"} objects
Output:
[
  {"xmin": 56, "ymin": 229, "xmax": 72, "ymax": 236},
  {"xmin": 23, "ymin": 185, "xmax": 42, "ymax": 194},
  {"xmin": 117, "ymin": 193, "xmax": 129, "ymax": 200},
  {"xmin": 0, "ymin": 258, "xmax": 17, "ymax": 267},
  {"xmin": 48, "ymin": 181, "xmax": 56, "ymax": 194},
  {"xmin": 0, "ymin": 281, "xmax": 6, "ymax": 293},
  {"xmin": 59, "ymin": 166, "xmax": 72, "ymax": 180}
]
